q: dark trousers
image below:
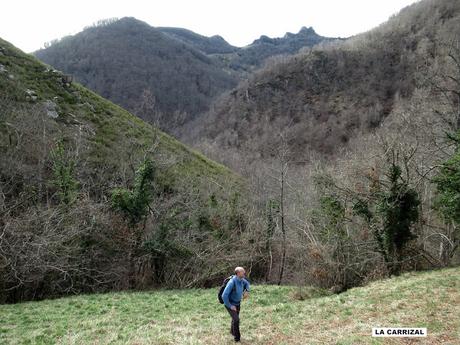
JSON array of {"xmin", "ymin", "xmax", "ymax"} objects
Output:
[{"xmin": 225, "ymin": 304, "xmax": 241, "ymax": 341}]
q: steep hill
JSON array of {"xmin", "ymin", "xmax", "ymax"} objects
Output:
[
  {"xmin": 34, "ymin": 18, "xmax": 336, "ymax": 134},
  {"xmin": 189, "ymin": 0, "xmax": 460, "ymax": 162},
  {"xmin": 0, "ymin": 37, "xmax": 248, "ymax": 303},
  {"xmin": 1, "ymin": 267, "xmax": 458, "ymax": 344},
  {"xmin": 34, "ymin": 17, "xmax": 239, "ymax": 133}
]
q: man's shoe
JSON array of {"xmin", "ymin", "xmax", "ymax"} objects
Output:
[{"xmin": 234, "ymin": 338, "xmax": 240, "ymax": 342}]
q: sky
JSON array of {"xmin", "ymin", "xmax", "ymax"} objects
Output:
[{"xmin": 1, "ymin": 0, "xmax": 420, "ymax": 53}]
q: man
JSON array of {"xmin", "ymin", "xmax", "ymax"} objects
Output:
[{"xmin": 222, "ymin": 266, "xmax": 250, "ymax": 342}]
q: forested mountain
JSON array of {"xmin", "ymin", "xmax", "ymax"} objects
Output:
[
  {"xmin": 183, "ymin": 0, "xmax": 460, "ymax": 293},
  {"xmin": 34, "ymin": 17, "xmax": 239, "ymax": 134},
  {"xmin": 189, "ymin": 0, "xmax": 460, "ymax": 163},
  {"xmin": 34, "ymin": 18, "xmax": 335, "ymax": 134},
  {"xmin": 157, "ymin": 25, "xmax": 337, "ymax": 69},
  {"xmin": 182, "ymin": 0, "xmax": 460, "ymax": 290},
  {"xmin": 227, "ymin": 26, "xmax": 341, "ymax": 71},
  {"xmin": 157, "ymin": 27, "xmax": 238, "ymax": 54},
  {"xmin": 0, "ymin": 37, "xmax": 252, "ymax": 302},
  {"xmin": 3, "ymin": 0, "xmax": 460, "ymax": 307}
]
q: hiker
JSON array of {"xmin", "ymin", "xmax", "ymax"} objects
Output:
[{"xmin": 222, "ymin": 266, "xmax": 250, "ymax": 342}]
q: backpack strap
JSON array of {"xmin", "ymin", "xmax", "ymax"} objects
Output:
[{"xmin": 229, "ymin": 275, "xmax": 237, "ymax": 293}]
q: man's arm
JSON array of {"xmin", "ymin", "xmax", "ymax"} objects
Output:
[
  {"xmin": 222, "ymin": 279, "xmax": 234, "ymax": 309},
  {"xmin": 244, "ymin": 279, "xmax": 250, "ymax": 292},
  {"xmin": 243, "ymin": 279, "xmax": 250, "ymax": 299}
]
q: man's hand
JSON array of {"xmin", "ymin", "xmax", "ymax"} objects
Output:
[
  {"xmin": 243, "ymin": 291, "xmax": 249, "ymax": 299},
  {"xmin": 231, "ymin": 305, "xmax": 237, "ymax": 311}
]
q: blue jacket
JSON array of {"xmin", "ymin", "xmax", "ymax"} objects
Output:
[{"xmin": 222, "ymin": 275, "xmax": 250, "ymax": 308}]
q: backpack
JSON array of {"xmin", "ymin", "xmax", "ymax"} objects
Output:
[{"xmin": 218, "ymin": 275, "xmax": 235, "ymax": 304}]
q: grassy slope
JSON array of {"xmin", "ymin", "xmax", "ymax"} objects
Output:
[
  {"xmin": 1, "ymin": 267, "xmax": 458, "ymax": 344},
  {"xmin": 0, "ymin": 36, "xmax": 239, "ymax": 183}
]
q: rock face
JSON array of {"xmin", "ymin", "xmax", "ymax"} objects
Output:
[
  {"xmin": 25, "ymin": 89, "xmax": 38, "ymax": 102},
  {"xmin": 43, "ymin": 100, "xmax": 59, "ymax": 118}
]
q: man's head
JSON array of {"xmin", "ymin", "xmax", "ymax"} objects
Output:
[{"xmin": 234, "ymin": 266, "xmax": 246, "ymax": 279}]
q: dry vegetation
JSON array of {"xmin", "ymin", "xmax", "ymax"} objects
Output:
[
  {"xmin": 34, "ymin": 18, "xmax": 334, "ymax": 135},
  {"xmin": 0, "ymin": 37, "xmax": 256, "ymax": 303},
  {"xmin": 188, "ymin": 0, "xmax": 459, "ymax": 161},
  {"xmin": 185, "ymin": 0, "xmax": 460, "ymax": 291},
  {"xmin": 1, "ymin": 0, "xmax": 460, "ymax": 320}
]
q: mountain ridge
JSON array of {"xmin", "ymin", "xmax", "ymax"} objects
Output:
[
  {"xmin": 33, "ymin": 17, "xmax": 336, "ymax": 134},
  {"xmin": 186, "ymin": 0, "xmax": 460, "ymax": 165}
]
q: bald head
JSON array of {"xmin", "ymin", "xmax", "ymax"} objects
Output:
[{"xmin": 235, "ymin": 266, "xmax": 246, "ymax": 279}]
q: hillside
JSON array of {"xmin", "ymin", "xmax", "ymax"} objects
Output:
[
  {"xmin": 1, "ymin": 267, "xmax": 458, "ymax": 344},
  {"xmin": 228, "ymin": 26, "xmax": 341, "ymax": 72},
  {"xmin": 34, "ymin": 18, "xmax": 336, "ymax": 134},
  {"xmin": 157, "ymin": 27, "xmax": 238, "ymax": 54},
  {"xmin": 188, "ymin": 0, "xmax": 460, "ymax": 162},
  {"xmin": 0, "ymin": 37, "xmax": 250, "ymax": 303},
  {"xmin": 34, "ymin": 17, "xmax": 239, "ymax": 133},
  {"xmin": 158, "ymin": 25, "xmax": 339, "ymax": 72}
]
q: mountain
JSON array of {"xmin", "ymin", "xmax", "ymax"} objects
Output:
[
  {"xmin": 188, "ymin": 0, "xmax": 460, "ymax": 163},
  {"xmin": 34, "ymin": 17, "xmax": 239, "ymax": 134},
  {"xmin": 228, "ymin": 26, "xmax": 341, "ymax": 71},
  {"xmin": 157, "ymin": 25, "xmax": 340, "ymax": 72},
  {"xmin": 2, "ymin": 0, "xmax": 459, "ymax": 308},
  {"xmin": 0, "ymin": 37, "xmax": 247, "ymax": 302},
  {"xmin": 34, "ymin": 18, "xmax": 336, "ymax": 134},
  {"xmin": 157, "ymin": 27, "xmax": 238, "ymax": 54}
]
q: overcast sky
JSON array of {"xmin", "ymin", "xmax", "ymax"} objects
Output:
[{"xmin": 1, "ymin": 0, "xmax": 420, "ymax": 53}]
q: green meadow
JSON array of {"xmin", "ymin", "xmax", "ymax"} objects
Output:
[{"xmin": 1, "ymin": 267, "xmax": 459, "ymax": 345}]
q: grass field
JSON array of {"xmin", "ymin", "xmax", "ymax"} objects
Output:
[{"xmin": 1, "ymin": 267, "xmax": 459, "ymax": 345}]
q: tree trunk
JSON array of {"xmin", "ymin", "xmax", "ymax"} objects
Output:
[{"xmin": 278, "ymin": 165, "xmax": 286, "ymax": 285}]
